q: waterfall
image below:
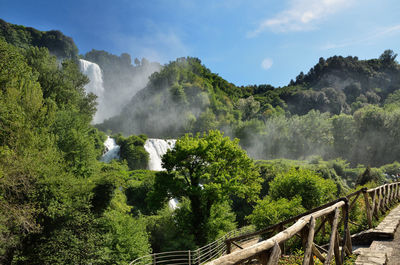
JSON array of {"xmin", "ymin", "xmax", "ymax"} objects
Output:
[
  {"xmin": 100, "ymin": 136, "xmax": 120, "ymax": 163},
  {"xmin": 79, "ymin": 59, "xmax": 105, "ymax": 124},
  {"xmin": 144, "ymin": 139, "xmax": 178, "ymax": 209},
  {"xmin": 144, "ymin": 139, "xmax": 176, "ymax": 171},
  {"xmin": 168, "ymin": 198, "xmax": 179, "ymax": 210}
]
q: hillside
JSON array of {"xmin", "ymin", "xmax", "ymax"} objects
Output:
[
  {"xmin": 99, "ymin": 52, "xmax": 400, "ymax": 167},
  {"xmin": 98, "ymin": 57, "xmax": 245, "ymax": 137},
  {"xmin": 83, "ymin": 49, "xmax": 162, "ymax": 119},
  {"xmin": 0, "ymin": 18, "xmax": 78, "ymax": 58},
  {"xmin": 1, "ymin": 19, "xmax": 400, "ymax": 264},
  {"xmin": 286, "ymin": 52, "xmax": 400, "ymax": 115}
]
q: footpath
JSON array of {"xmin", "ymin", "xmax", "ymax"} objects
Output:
[{"xmin": 353, "ymin": 204, "xmax": 400, "ymax": 265}]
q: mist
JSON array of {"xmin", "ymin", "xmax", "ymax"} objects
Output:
[
  {"xmin": 81, "ymin": 50, "xmax": 162, "ymax": 124},
  {"xmin": 96, "ymin": 54, "xmax": 400, "ymax": 168}
]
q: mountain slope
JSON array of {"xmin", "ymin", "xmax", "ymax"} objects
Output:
[
  {"xmin": 0, "ymin": 18, "xmax": 78, "ymax": 58},
  {"xmin": 286, "ymin": 52, "xmax": 400, "ymax": 115},
  {"xmin": 98, "ymin": 57, "xmax": 245, "ymax": 137}
]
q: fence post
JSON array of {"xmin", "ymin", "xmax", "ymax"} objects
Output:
[
  {"xmin": 226, "ymin": 239, "xmax": 231, "ymax": 254},
  {"xmin": 268, "ymin": 242, "xmax": 281, "ymax": 265},
  {"xmin": 279, "ymin": 223, "xmax": 285, "ymax": 254},
  {"xmin": 397, "ymin": 183, "xmax": 400, "ymax": 200},
  {"xmin": 376, "ymin": 187, "xmax": 381, "ymax": 214},
  {"xmin": 341, "ymin": 198, "xmax": 352, "ymax": 263},
  {"xmin": 370, "ymin": 190, "xmax": 378, "ymax": 220},
  {"xmin": 384, "ymin": 185, "xmax": 389, "ymax": 210},
  {"xmin": 302, "ymin": 216, "xmax": 316, "ymax": 265},
  {"xmin": 382, "ymin": 186, "xmax": 387, "ymax": 211},
  {"xmin": 188, "ymin": 250, "xmax": 191, "ymax": 265},
  {"xmin": 363, "ymin": 189, "xmax": 373, "ymax": 229},
  {"xmin": 325, "ymin": 209, "xmax": 340, "ymax": 265}
]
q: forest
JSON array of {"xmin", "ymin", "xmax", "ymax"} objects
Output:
[{"xmin": 1, "ymin": 19, "xmax": 400, "ymax": 264}]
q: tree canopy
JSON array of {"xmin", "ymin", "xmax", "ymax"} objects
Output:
[{"xmin": 152, "ymin": 130, "xmax": 261, "ymax": 245}]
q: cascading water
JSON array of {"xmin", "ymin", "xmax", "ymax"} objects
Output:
[
  {"xmin": 144, "ymin": 139, "xmax": 176, "ymax": 171},
  {"xmin": 79, "ymin": 59, "xmax": 105, "ymax": 124},
  {"xmin": 144, "ymin": 138, "xmax": 178, "ymax": 209},
  {"xmin": 100, "ymin": 136, "xmax": 120, "ymax": 163}
]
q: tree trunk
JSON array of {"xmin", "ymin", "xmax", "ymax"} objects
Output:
[{"xmin": 189, "ymin": 194, "xmax": 207, "ymax": 246}]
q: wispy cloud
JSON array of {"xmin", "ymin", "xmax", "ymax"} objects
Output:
[
  {"xmin": 322, "ymin": 24, "xmax": 400, "ymax": 50},
  {"xmin": 248, "ymin": 0, "xmax": 354, "ymax": 36},
  {"xmin": 261, "ymin": 58, "xmax": 273, "ymax": 70}
]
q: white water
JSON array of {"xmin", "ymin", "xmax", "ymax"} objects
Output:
[
  {"xmin": 144, "ymin": 139, "xmax": 176, "ymax": 171},
  {"xmin": 144, "ymin": 139, "xmax": 178, "ymax": 209},
  {"xmin": 168, "ymin": 198, "xmax": 179, "ymax": 210},
  {"xmin": 79, "ymin": 59, "xmax": 106, "ymax": 124},
  {"xmin": 100, "ymin": 136, "xmax": 120, "ymax": 163}
]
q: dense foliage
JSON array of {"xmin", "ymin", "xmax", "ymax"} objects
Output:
[
  {"xmin": 2, "ymin": 20, "xmax": 400, "ymax": 263},
  {"xmin": 116, "ymin": 134, "xmax": 149, "ymax": 170},
  {"xmin": 0, "ymin": 39, "xmax": 150, "ymax": 264},
  {"xmin": 151, "ymin": 130, "xmax": 261, "ymax": 245},
  {"xmin": 0, "ymin": 19, "xmax": 78, "ymax": 58},
  {"xmin": 84, "ymin": 49, "xmax": 161, "ymax": 119},
  {"xmin": 99, "ymin": 57, "xmax": 242, "ymax": 137},
  {"xmin": 100, "ymin": 52, "xmax": 400, "ymax": 167}
]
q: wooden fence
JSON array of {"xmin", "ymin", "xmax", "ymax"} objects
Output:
[{"xmin": 205, "ymin": 182, "xmax": 400, "ymax": 265}]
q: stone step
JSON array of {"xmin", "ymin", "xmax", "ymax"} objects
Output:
[{"xmin": 352, "ymin": 205, "xmax": 400, "ymax": 265}]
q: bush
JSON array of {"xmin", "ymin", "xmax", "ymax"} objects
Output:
[
  {"xmin": 125, "ymin": 170, "xmax": 157, "ymax": 215},
  {"xmin": 269, "ymin": 168, "xmax": 337, "ymax": 209},
  {"xmin": 117, "ymin": 134, "xmax": 149, "ymax": 170},
  {"xmin": 247, "ymin": 196, "xmax": 305, "ymax": 230}
]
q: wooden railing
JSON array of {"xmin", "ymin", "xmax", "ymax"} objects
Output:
[
  {"xmin": 205, "ymin": 182, "xmax": 400, "ymax": 265},
  {"xmin": 363, "ymin": 182, "xmax": 400, "ymax": 228}
]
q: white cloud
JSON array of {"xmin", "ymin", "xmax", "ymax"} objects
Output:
[
  {"xmin": 322, "ymin": 24, "xmax": 400, "ymax": 50},
  {"xmin": 249, "ymin": 0, "xmax": 354, "ymax": 36},
  {"xmin": 261, "ymin": 58, "xmax": 273, "ymax": 70}
]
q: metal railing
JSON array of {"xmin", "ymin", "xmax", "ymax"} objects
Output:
[{"xmin": 129, "ymin": 226, "xmax": 256, "ymax": 265}]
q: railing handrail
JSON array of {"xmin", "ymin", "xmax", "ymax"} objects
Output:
[
  {"xmin": 130, "ymin": 181, "xmax": 400, "ymax": 265},
  {"xmin": 129, "ymin": 225, "xmax": 255, "ymax": 265},
  {"xmin": 206, "ymin": 201, "xmax": 346, "ymax": 265},
  {"xmin": 206, "ymin": 181, "xmax": 400, "ymax": 265},
  {"xmin": 225, "ymin": 186, "xmax": 381, "ymax": 244}
]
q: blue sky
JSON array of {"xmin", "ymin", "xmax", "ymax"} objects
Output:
[{"xmin": 1, "ymin": 0, "xmax": 400, "ymax": 87}]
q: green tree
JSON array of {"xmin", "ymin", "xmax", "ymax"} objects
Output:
[
  {"xmin": 247, "ymin": 196, "xmax": 305, "ymax": 230},
  {"xmin": 152, "ymin": 130, "xmax": 261, "ymax": 245},
  {"xmin": 379, "ymin": 49, "xmax": 397, "ymax": 66},
  {"xmin": 236, "ymin": 96, "xmax": 260, "ymax": 120},
  {"xmin": 269, "ymin": 168, "xmax": 337, "ymax": 209},
  {"xmin": 331, "ymin": 114, "xmax": 356, "ymax": 158},
  {"xmin": 117, "ymin": 134, "xmax": 149, "ymax": 170}
]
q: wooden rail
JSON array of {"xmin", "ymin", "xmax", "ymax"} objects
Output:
[
  {"xmin": 206, "ymin": 182, "xmax": 400, "ymax": 265},
  {"xmin": 364, "ymin": 182, "xmax": 400, "ymax": 228}
]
